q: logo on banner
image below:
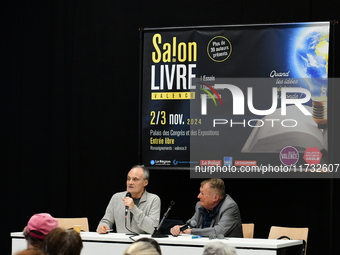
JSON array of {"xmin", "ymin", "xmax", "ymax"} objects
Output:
[
  {"xmin": 223, "ymin": 157, "xmax": 233, "ymax": 166},
  {"xmin": 280, "ymin": 146, "xmax": 299, "ymax": 166},
  {"xmin": 150, "ymin": 159, "xmax": 171, "ymax": 166},
  {"xmin": 207, "ymin": 36, "xmax": 232, "ymax": 62},
  {"xmin": 150, "ymin": 33, "xmax": 198, "ymax": 99},
  {"xmin": 200, "ymin": 160, "xmax": 222, "ymax": 166},
  {"xmin": 199, "ymin": 83, "xmax": 223, "ymax": 112},
  {"xmin": 234, "ymin": 160, "xmax": 257, "ymax": 166},
  {"xmin": 303, "ymin": 147, "xmax": 322, "ymax": 164}
]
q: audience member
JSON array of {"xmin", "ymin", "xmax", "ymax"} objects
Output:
[
  {"xmin": 23, "ymin": 213, "xmax": 58, "ymax": 250},
  {"xmin": 44, "ymin": 227, "xmax": 83, "ymax": 255},
  {"xmin": 134, "ymin": 237, "xmax": 162, "ymax": 255},
  {"xmin": 97, "ymin": 165, "xmax": 161, "ymax": 234},
  {"xmin": 203, "ymin": 241, "xmax": 236, "ymax": 255},
  {"xmin": 123, "ymin": 241, "xmax": 160, "ymax": 255}
]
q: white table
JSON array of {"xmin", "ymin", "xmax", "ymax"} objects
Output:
[{"xmin": 11, "ymin": 232, "xmax": 302, "ymax": 255}]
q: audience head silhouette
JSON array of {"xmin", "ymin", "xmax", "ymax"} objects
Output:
[
  {"xmin": 134, "ymin": 237, "xmax": 162, "ymax": 255},
  {"xmin": 203, "ymin": 241, "xmax": 236, "ymax": 255},
  {"xmin": 123, "ymin": 241, "xmax": 160, "ymax": 255},
  {"xmin": 44, "ymin": 227, "xmax": 83, "ymax": 255}
]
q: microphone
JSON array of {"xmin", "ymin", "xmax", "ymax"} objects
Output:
[
  {"xmin": 157, "ymin": 200, "xmax": 175, "ymax": 230},
  {"xmin": 123, "ymin": 192, "xmax": 138, "ymax": 236},
  {"xmin": 125, "ymin": 192, "xmax": 131, "ymax": 217},
  {"xmin": 180, "ymin": 220, "xmax": 197, "ymax": 232},
  {"xmin": 151, "ymin": 200, "xmax": 175, "ymax": 238}
]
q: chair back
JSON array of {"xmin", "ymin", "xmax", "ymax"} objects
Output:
[
  {"xmin": 242, "ymin": 223, "xmax": 254, "ymax": 238},
  {"xmin": 56, "ymin": 217, "xmax": 89, "ymax": 232},
  {"xmin": 268, "ymin": 226, "xmax": 308, "ymax": 255}
]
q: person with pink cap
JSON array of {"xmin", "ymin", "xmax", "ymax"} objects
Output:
[{"xmin": 23, "ymin": 213, "xmax": 58, "ymax": 250}]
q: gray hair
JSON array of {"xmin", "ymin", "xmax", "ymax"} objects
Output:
[
  {"xmin": 203, "ymin": 241, "xmax": 236, "ymax": 255},
  {"xmin": 131, "ymin": 165, "xmax": 150, "ymax": 180}
]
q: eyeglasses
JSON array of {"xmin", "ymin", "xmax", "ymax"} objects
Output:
[{"xmin": 209, "ymin": 234, "xmax": 225, "ymax": 240}]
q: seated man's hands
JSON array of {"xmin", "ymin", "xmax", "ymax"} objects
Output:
[
  {"xmin": 97, "ymin": 225, "xmax": 109, "ymax": 234},
  {"xmin": 170, "ymin": 225, "xmax": 192, "ymax": 236}
]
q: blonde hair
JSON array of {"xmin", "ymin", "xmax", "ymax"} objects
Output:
[{"xmin": 124, "ymin": 241, "xmax": 160, "ymax": 255}]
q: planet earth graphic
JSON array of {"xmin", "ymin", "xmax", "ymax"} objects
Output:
[
  {"xmin": 294, "ymin": 26, "xmax": 329, "ymax": 128},
  {"xmin": 295, "ymin": 26, "xmax": 329, "ymax": 79}
]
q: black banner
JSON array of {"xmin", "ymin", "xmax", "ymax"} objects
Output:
[{"xmin": 140, "ymin": 22, "xmax": 338, "ymax": 178}]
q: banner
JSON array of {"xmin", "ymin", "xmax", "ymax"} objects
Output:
[{"xmin": 140, "ymin": 22, "xmax": 338, "ymax": 178}]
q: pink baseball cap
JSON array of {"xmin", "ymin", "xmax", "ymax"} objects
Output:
[{"xmin": 26, "ymin": 213, "xmax": 58, "ymax": 239}]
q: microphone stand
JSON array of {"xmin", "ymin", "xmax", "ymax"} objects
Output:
[{"xmin": 152, "ymin": 200, "xmax": 175, "ymax": 238}]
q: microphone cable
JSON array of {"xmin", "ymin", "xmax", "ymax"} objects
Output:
[{"xmin": 124, "ymin": 214, "xmax": 139, "ymax": 236}]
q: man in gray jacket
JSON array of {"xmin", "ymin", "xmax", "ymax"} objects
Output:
[
  {"xmin": 170, "ymin": 178, "xmax": 243, "ymax": 237},
  {"xmin": 97, "ymin": 165, "xmax": 161, "ymax": 234}
]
